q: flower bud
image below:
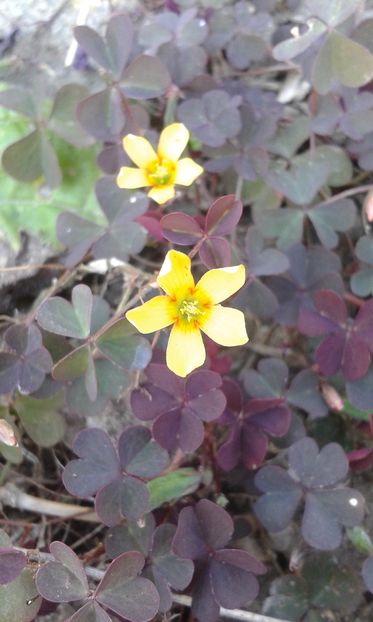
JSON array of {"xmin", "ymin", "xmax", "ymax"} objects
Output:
[
  {"xmin": 0, "ymin": 419, "xmax": 18, "ymax": 447},
  {"xmin": 364, "ymin": 190, "xmax": 373, "ymax": 223},
  {"xmin": 321, "ymin": 384, "xmax": 344, "ymax": 412}
]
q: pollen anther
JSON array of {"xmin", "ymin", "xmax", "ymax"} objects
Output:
[{"xmin": 179, "ymin": 299, "xmax": 202, "ymax": 322}]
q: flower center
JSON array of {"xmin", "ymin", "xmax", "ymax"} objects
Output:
[
  {"xmin": 147, "ymin": 158, "xmax": 176, "ymax": 186},
  {"xmin": 178, "ymin": 299, "xmax": 204, "ymax": 323}
]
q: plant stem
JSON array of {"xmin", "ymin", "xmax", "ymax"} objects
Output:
[
  {"xmin": 173, "ymin": 595, "xmax": 291, "ymax": 622},
  {"xmin": 313, "ymin": 184, "xmax": 373, "ymax": 208},
  {"xmin": 0, "ymin": 483, "xmax": 98, "ymax": 523},
  {"xmin": 164, "ymin": 86, "xmax": 180, "ymax": 126}
]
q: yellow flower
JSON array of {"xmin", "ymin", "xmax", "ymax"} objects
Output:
[
  {"xmin": 116, "ymin": 123, "xmax": 203, "ymax": 205},
  {"xmin": 126, "ymin": 250, "xmax": 248, "ymax": 377}
]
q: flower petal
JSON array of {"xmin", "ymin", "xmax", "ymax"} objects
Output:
[
  {"xmin": 201, "ymin": 305, "xmax": 248, "ymax": 346},
  {"xmin": 126, "ymin": 296, "xmax": 174, "ymax": 334},
  {"xmin": 116, "ymin": 166, "xmax": 148, "ymax": 189},
  {"xmin": 148, "ymin": 185, "xmax": 175, "ymax": 204},
  {"xmin": 167, "ymin": 323, "xmax": 205, "ymax": 377},
  {"xmin": 196, "ymin": 265, "xmax": 246, "ymax": 304},
  {"xmin": 158, "ymin": 123, "xmax": 189, "ymax": 162},
  {"xmin": 157, "ymin": 250, "xmax": 195, "ymax": 298},
  {"xmin": 122, "ymin": 134, "xmax": 157, "ymax": 168},
  {"xmin": 175, "ymin": 158, "xmax": 204, "ymax": 186}
]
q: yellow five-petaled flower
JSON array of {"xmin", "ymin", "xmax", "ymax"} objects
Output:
[
  {"xmin": 116, "ymin": 123, "xmax": 203, "ymax": 205},
  {"xmin": 126, "ymin": 250, "xmax": 248, "ymax": 377}
]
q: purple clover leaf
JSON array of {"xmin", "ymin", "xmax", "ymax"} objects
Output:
[
  {"xmin": 138, "ymin": 9, "xmax": 208, "ymax": 87},
  {"xmin": 298, "ymin": 289, "xmax": 373, "ymax": 381},
  {"xmin": 267, "ymin": 243, "xmax": 344, "ymax": 326},
  {"xmin": 63, "ymin": 427, "xmax": 169, "ymax": 525},
  {"xmin": 94, "ymin": 551, "xmax": 160, "ymax": 622},
  {"xmin": 244, "ymin": 226, "xmax": 289, "ymax": 318},
  {"xmin": 254, "ymin": 197, "xmax": 356, "ymax": 250},
  {"xmin": 0, "ymin": 324, "xmax": 52, "ymax": 395},
  {"xmin": 161, "ymin": 195, "xmax": 243, "ymax": 269},
  {"xmin": 225, "ymin": 4, "xmax": 274, "ymax": 70},
  {"xmin": 158, "ymin": 42, "xmax": 207, "ymax": 87},
  {"xmin": 138, "ymin": 9, "xmax": 207, "ymax": 54},
  {"xmin": 204, "ymin": 101, "xmax": 278, "ymax": 182},
  {"xmin": 36, "ymin": 542, "xmax": 160, "ymax": 622},
  {"xmin": 75, "ymin": 14, "xmax": 170, "ymax": 139},
  {"xmin": 105, "ymin": 514, "xmax": 194, "ymax": 613},
  {"xmin": 65, "ymin": 358, "xmax": 130, "ymax": 418},
  {"xmin": 255, "ymin": 437, "xmax": 365, "ymax": 550},
  {"xmin": 348, "ymin": 131, "xmax": 373, "ymax": 171},
  {"xmin": 177, "ymin": 89, "xmax": 242, "ymax": 147},
  {"xmin": 172, "ymin": 499, "xmax": 266, "ymax": 622},
  {"xmin": 312, "ymin": 89, "xmax": 373, "ymax": 140},
  {"xmin": 217, "ymin": 378, "xmax": 291, "ymax": 471},
  {"xmin": 242, "ymin": 357, "xmax": 327, "ymax": 419},
  {"xmin": 351, "ymin": 235, "xmax": 373, "ymax": 297},
  {"xmin": 0, "ymin": 548, "xmax": 27, "ymax": 585},
  {"xmin": 37, "ymin": 282, "xmax": 150, "ymax": 409},
  {"xmin": 35, "ymin": 541, "xmax": 90, "ymax": 603},
  {"xmin": 57, "ymin": 177, "xmax": 148, "ymax": 268},
  {"xmin": 130, "ymin": 363, "xmax": 226, "ymax": 453}
]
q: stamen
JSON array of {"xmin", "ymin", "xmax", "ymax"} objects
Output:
[
  {"xmin": 179, "ymin": 299, "xmax": 202, "ymax": 323},
  {"xmin": 147, "ymin": 158, "xmax": 175, "ymax": 186}
]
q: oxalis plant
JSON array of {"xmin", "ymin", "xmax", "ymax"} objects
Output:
[{"xmin": 2, "ymin": 0, "xmax": 373, "ymax": 621}]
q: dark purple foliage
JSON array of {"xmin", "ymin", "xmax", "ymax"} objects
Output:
[
  {"xmin": 63, "ymin": 427, "xmax": 169, "ymax": 525},
  {"xmin": 161, "ymin": 195, "xmax": 243, "ymax": 268},
  {"xmin": 37, "ymin": 284, "xmax": 150, "ymax": 367},
  {"xmin": 64, "ymin": 358, "xmax": 129, "ymax": 417},
  {"xmin": 312, "ymin": 89, "xmax": 373, "ymax": 140},
  {"xmin": 36, "ymin": 541, "xmax": 89, "ymax": 602},
  {"xmin": 255, "ymin": 437, "xmax": 365, "ymax": 550},
  {"xmin": 177, "ymin": 90, "xmax": 242, "ymax": 147},
  {"xmin": 268, "ymin": 244, "xmax": 344, "ymax": 326},
  {"xmin": 137, "ymin": 9, "xmax": 208, "ymax": 86},
  {"xmin": 347, "ymin": 447, "xmax": 373, "ymax": 473},
  {"xmin": 172, "ymin": 499, "xmax": 266, "ymax": 622},
  {"xmin": 204, "ymin": 94, "xmax": 280, "ymax": 181},
  {"xmin": 105, "ymin": 513, "xmax": 194, "ymax": 613},
  {"xmin": 217, "ymin": 378, "xmax": 291, "ymax": 471},
  {"xmin": 0, "ymin": 324, "xmax": 52, "ymax": 395},
  {"xmin": 75, "ymin": 14, "xmax": 170, "ymax": 140},
  {"xmin": 37, "ymin": 284, "xmax": 93, "ymax": 339},
  {"xmin": 36, "ymin": 542, "xmax": 159, "ymax": 622},
  {"xmin": 351, "ymin": 236, "xmax": 373, "ymax": 297},
  {"xmin": 57, "ymin": 177, "xmax": 148, "ymax": 267},
  {"xmin": 72, "ymin": 46, "xmax": 90, "ymax": 71},
  {"xmin": 242, "ymin": 357, "xmax": 328, "ymax": 419},
  {"xmin": 131, "ymin": 363, "xmax": 226, "ymax": 452},
  {"xmin": 94, "ymin": 551, "xmax": 159, "ymax": 622},
  {"xmin": 254, "ymin": 197, "xmax": 356, "ymax": 250},
  {"xmin": 346, "ymin": 367, "xmax": 373, "ymax": 411},
  {"xmin": 244, "ymin": 226, "xmax": 289, "ymax": 318},
  {"xmin": 298, "ymin": 289, "xmax": 373, "ymax": 381},
  {"xmin": 0, "ymin": 548, "xmax": 27, "ymax": 584},
  {"xmin": 1, "ymin": 1, "xmax": 373, "ymax": 618}
]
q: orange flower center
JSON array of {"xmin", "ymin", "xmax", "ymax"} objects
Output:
[{"xmin": 147, "ymin": 158, "xmax": 176, "ymax": 186}]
